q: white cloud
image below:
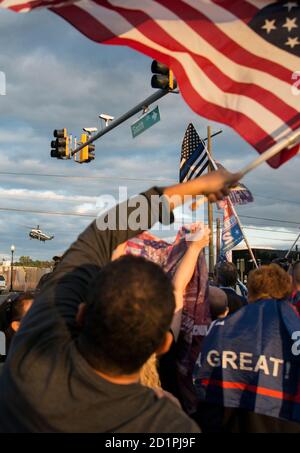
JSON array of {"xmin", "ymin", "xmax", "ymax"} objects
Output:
[{"xmin": 0, "ymin": 8, "xmax": 298, "ymax": 259}]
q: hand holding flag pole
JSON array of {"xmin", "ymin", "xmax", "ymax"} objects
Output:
[
  {"xmin": 191, "ymin": 128, "xmax": 300, "ymax": 211},
  {"xmin": 206, "ymin": 152, "xmax": 259, "ymax": 269},
  {"xmin": 189, "ymin": 138, "xmax": 259, "ymax": 268},
  {"xmin": 239, "ymin": 129, "xmax": 300, "ymax": 178}
]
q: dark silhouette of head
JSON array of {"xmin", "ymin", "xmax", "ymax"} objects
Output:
[
  {"xmin": 215, "ymin": 262, "xmax": 238, "ymax": 288},
  {"xmin": 78, "ymin": 255, "xmax": 175, "ymax": 376},
  {"xmin": 292, "ymin": 261, "xmax": 300, "ymax": 290},
  {"xmin": 0, "ymin": 291, "xmax": 35, "ymax": 352},
  {"xmin": 208, "ymin": 286, "xmax": 229, "ymax": 321},
  {"xmin": 222, "ymin": 287, "xmax": 246, "ymax": 315}
]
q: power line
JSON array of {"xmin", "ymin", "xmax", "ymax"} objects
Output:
[
  {"xmin": 246, "ymin": 235, "xmax": 295, "ymax": 243},
  {"xmin": 212, "ymin": 210, "xmax": 299, "ymax": 226},
  {"xmin": 0, "ymin": 207, "xmax": 95, "ymax": 218},
  {"xmin": 1, "ymin": 170, "xmax": 300, "ymax": 207},
  {"xmin": 0, "ymin": 205, "xmax": 299, "ymax": 229},
  {"xmin": 253, "ymin": 193, "xmax": 300, "ymax": 207},
  {"xmin": 1, "ymin": 168, "xmax": 300, "ymax": 213},
  {"xmin": 238, "ymin": 214, "xmax": 299, "ymax": 226},
  {"xmin": 0, "ymin": 171, "xmax": 175, "ymax": 183},
  {"xmin": 243, "ymin": 226, "xmax": 298, "ymax": 235}
]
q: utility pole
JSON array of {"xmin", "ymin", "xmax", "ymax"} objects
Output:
[
  {"xmin": 207, "ymin": 126, "xmax": 215, "ymax": 276},
  {"xmin": 216, "ymin": 212, "xmax": 221, "ymax": 261},
  {"xmin": 10, "ymin": 245, "xmax": 15, "ymax": 292},
  {"xmin": 285, "ymin": 231, "xmax": 300, "ymax": 259},
  {"xmin": 206, "ymin": 150, "xmax": 259, "ymax": 269}
]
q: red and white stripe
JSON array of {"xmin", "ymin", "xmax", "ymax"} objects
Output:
[{"xmin": 1, "ymin": 0, "xmax": 299, "ymax": 167}]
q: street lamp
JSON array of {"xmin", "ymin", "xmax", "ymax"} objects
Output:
[{"xmin": 10, "ymin": 245, "xmax": 15, "ymax": 292}]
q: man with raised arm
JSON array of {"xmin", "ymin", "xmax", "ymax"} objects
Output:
[{"xmin": 0, "ymin": 169, "xmax": 240, "ymax": 433}]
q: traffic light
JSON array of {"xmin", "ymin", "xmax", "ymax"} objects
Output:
[
  {"xmin": 151, "ymin": 60, "xmax": 177, "ymax": 91},
  {"xmin": 87, "ymin": 143, "xmax": 95, "ymax": 162},
  {"xmin": 77, "ymin": 134, "xmax": 95, "ymax": 163},
  {"xmin": 51, "ymin": 129, "xmax": 69, "ymax": 159}
]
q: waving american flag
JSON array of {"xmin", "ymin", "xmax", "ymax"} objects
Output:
[{"xmin": 2, "ymin": 0, "xmax": 299, "ymax": 168}]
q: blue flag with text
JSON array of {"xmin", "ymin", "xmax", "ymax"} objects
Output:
[
  {"xmin": 194, "ymin": 299, "xmax": 300, "ymax": 422},
  {"xmin": 220, "ymin": 200, "xmax": 243, "ymax": 259}
]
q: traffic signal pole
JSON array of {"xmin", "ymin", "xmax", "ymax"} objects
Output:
[
  {"xmin": 71, "ymin": 89, "xmax": 171, "ymax": 157},
  {"xmin": 207, "ymin": 126, "xmax": 215, "ymax": 277}
]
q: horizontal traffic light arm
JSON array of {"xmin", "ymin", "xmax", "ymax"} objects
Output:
[{"xmin": 71, "ymin": 89, "xmax": 171, "ymax": 157}]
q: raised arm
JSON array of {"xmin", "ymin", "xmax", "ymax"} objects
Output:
[
  {"xmin": 12, "ymin": 169, "xmax": 240, "ymax": 351},
  {"xmin": 171, "ymin": 224, "xmax": 210, "ymax": 341}
]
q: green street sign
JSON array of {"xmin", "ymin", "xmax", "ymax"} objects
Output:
[{"xmin": 131, "ymin": 106, "xmax": 160, "ymax": 138}]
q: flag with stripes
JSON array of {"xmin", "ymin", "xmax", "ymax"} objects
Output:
[
  {"xmin": 180, "ymin": 123, "xmax": 209, "ymax": 183},
  {"xmin": 126, "ymin": 226, "xmax": 210, "ymax": 414},
  {"xmin": 2, "ymin": 1, "xmax": 300, "ymax": 168},
  {"xmin": 220, "ymin": 199, "xmax": 243, "ymax": 258},
  {"xmin": 229, "ymin": 183, "xmax": 254, "ymax": 205}
]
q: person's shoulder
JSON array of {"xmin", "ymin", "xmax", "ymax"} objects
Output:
[{"xmin": 153, "ymin": 395, "xmax": 201, "ymax": 433}]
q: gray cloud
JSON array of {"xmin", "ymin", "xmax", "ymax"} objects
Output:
[{"xmin": 0, "ymin": 8, "xmax": 298, "ymax": 260}]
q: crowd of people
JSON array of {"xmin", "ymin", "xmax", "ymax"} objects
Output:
[{"xmin": 0, "ymin": 168, "xmax": 299, "ymax": 433}]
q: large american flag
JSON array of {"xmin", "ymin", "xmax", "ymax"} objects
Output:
[{"xmin": 2, "ymin": 0, "xmax": 299, "ymax": 168}]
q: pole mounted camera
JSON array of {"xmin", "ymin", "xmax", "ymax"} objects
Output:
[
  {"xmin": 99, "ymin": 114, "xmax": 114, "ymax": 127},
  {"xmin": 83, "ymin": 127, "xmax": 98, "ymax": 135}
]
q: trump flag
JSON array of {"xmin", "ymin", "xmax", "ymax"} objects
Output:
[{"xmin": 220, "ymin": 199, "xmax": 244, "ymax": 259}]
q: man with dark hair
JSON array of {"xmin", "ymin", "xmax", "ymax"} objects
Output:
[
  {"xmin": 0, "ymin": 169, "xmax": 240, "ymax": 432},
  {"xmin": 78, "ymin": 255, "xmax": 175, "ymax": 376},
  {"xmin": 215, "ymin": 261, "xmax": 238, "ymax": 288},
  {"xmin": 214, "ymin": 262, "xmax": 247, "ymax": 308}
]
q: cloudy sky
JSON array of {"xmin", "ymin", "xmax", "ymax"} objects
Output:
[{"xmin": 0, "ymin": 7, "xmax": 299, "ymax": 261}]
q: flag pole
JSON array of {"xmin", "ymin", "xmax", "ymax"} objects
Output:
[
  {"xmin": 239, "ymin": 129, "xmax": 300, "ymax": 177},
  {"xmin": 207, "ymin": 153, "xmax": 259, "ymax": 269},
  {"xmin": 285, "ymin": 231, "xmax": 300, "ymax": 259},
  {"xmin": 228, "ymin": 199, "xmax": 259, "ymax": 269},
  {"xmin": 216, "ymin": 211, "xmax": 221, "ymax": 261},
  {"xmin": 207, "ymin": 126, "xmax": 215, "ymax": 276}
]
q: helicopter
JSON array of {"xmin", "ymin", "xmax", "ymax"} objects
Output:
[{"xmin": 28, "ymin": 226, "xmax": 54, "ymax": 242}]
